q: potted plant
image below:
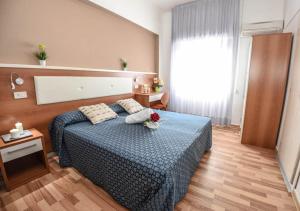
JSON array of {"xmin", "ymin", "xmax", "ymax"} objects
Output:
[
  {"xmin": 153, "ymin": 78, "xmax": 164, "ymax": 93},
  {"xmin": 36, "ymin": 44, "xmax": 47, "ymax": 67},
  {"xmin": 120, "ymin": 58, "xmax": 128, "ymax": 71}
]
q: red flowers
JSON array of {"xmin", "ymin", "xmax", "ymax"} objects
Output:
[
  {"xmin": 150, "ymin": 112, "xmax": 160, "ymax": 122},
  {"xmin": 144, "ymin": 112, "xmax": 160, "ymax": 129}
]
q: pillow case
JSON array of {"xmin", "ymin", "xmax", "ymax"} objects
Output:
[
  {"xmin": 117, "ymin": 98, "xmax": 144, "ymax": 114},
  {"xmin": 79, "ymin": 103, "xmax": 117, "ymax": 124},
  {"xmin": 125, "ymin": 108, "xmax": 153, "ymax": 124}
]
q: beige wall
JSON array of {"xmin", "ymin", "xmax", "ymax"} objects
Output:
[{"xmin": 0, "ymin": 0, "xmax": 158, "ymax": 72}]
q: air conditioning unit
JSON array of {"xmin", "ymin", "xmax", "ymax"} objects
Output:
[{"xmin": 241, "ymin": 20, "xmax": 284, "ymax": 36}]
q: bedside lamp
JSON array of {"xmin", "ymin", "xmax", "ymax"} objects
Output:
[{"xmin": 10, "ymin": 72, "xmax": 24, "ymax": 90}]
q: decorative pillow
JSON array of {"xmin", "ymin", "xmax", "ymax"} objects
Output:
[
  {"xmin": 79, "ymin": 103, "xmax": 118, "ymax": 124},
  {"xmin": 117, "ymin": 98, "xmax": 144, "ymax": 114},
  {"xmin": 125, "ymin": 108, "xmax": 153, "ymax": 124}
]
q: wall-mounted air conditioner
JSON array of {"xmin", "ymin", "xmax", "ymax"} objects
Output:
[{"xmin": 241, "ymin": 20, "xmax": 284, "ymax": 36}]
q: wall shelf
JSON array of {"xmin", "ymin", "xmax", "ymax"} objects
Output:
[{"xmin": 0, "ymin": 63, "xmax": 158, "ymax": 75}]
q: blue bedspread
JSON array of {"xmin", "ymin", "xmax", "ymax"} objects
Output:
[{"xmin": 50, "ymin": 105, "xmax": 212, "ymax": 211}]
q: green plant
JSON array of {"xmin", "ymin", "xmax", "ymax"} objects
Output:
[
  {"xmin": 36, "ymin": 44, "xmax": 47, "ymax": 60},
  {"xmin": 120, "ymin": 58, "xmax": 127, "ymax": 69},
  {"xmin": 152, "ymin": 78, "xmax": 164, "ymax": 89}
]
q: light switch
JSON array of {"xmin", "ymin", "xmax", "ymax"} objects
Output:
[{"xmin": 14, "ymin": 91, "xmax": 28, "ymax": 99}]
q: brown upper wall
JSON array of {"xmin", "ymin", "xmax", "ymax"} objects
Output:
[{"xmin": 0, "ymin": 0, "xmax": 158, "ymax": 72}]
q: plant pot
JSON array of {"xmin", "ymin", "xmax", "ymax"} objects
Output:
[
  {"xmin": 39, "ymin": 60, "xmax": 46, "ymax": 67},
  {"xmin": 123, "ymin": 67, "xmax": 128, "ymax": 71},
  {"xmin": 155, "ymin": 87, "xmax": 162, "ymax": 93}
]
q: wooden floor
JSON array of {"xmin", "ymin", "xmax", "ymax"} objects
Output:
[{"xmin": 0, "ymin": 128, "xmax": 296, "ymax": 211}]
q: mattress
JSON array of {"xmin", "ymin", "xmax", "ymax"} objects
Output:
[{"xmin": 50, "ymin": 105, "xmax": 212, "ymax": 211}]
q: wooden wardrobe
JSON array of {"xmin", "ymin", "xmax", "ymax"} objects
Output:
[{"xmin": 241, "ymin": 33, "xmax": 292, "ymax": 149}]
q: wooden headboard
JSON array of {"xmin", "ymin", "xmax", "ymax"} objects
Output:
[{"xmin": 0, "ymin": 66, "xmax": 157, "ymax": 152}]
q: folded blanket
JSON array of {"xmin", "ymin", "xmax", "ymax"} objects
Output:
[{"xmin": 125, "ymin": 108, "xmax": 153, "ymax": 124}]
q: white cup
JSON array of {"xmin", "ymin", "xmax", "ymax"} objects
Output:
[
  {"xmin": 15, "ymin": 122, "xmax": 23, "ymax": 133},
  {"xmin": 10, "ymin": 129, "xmax": 20, "ymax": 139}
]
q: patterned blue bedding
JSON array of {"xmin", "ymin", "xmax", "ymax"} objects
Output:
[{"xmin": 50, "ymin": 104, "xmax": 212, "ymax": 211}]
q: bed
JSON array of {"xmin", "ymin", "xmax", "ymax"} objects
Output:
[{"xmin": 50, "ymin": 104, "xmax": 212, "ymax": 211}]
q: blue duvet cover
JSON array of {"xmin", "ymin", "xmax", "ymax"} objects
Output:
[{"xmin": 50, "ymin": 104, "xmax": 212, "ymax": 211}]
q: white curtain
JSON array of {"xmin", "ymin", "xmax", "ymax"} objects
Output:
[{"xmin": 170, "ymin": 0, "xmax": 240, "ymax": 125}]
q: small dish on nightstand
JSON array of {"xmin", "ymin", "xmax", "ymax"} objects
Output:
[{"xmin": 1, "ymin": 130, "xmax": 33, "ymax": 143}]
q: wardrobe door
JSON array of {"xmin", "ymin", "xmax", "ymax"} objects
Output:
[{"xmin": 241, "ymin": 33, "xmax": 292, "ymax": 149}]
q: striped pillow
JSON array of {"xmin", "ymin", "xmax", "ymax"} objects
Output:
[
  {"xmin": 117, "ymin": 98, "xmax": 144, "ymax": 114},
  {"xmin": 79, "ymin": 103, "xmax": 117, "ymax": 124}
]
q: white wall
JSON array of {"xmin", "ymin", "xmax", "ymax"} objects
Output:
[
  {"xmin": 277, "ymin": 0, "xmax": 300, "ymax": 190},
  {"xmin": 231, "ymin": 37, "xmax": 252, "ymax": 125},
  {"xmin": 284, "ymin": 0, "xmax": 300, "ymax": 26},
  {"xmin": 88, "ymin": 0, "xmax": 162, "ymax": 34},
  {"xmin": 159, "ymin": 12, "xmax": 172, "ymax": 92},
  {"xmin": 242, "ymin": 0, "xmax": 285, "ymax": 23}
]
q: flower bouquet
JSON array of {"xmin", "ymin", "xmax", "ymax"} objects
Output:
[
  {"xmin": 152, "ymin": 78, "xmax": 164, "ymax": 93},
  {"xmin": 144, "ymin": 112, "xmax": 160, "ymax": 129}
]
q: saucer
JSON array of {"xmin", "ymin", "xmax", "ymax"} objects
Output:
[{"xmin": 1, "ymin": 130, "xmax": 33, "ymax": 142}]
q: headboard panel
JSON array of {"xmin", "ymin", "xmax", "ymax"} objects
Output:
[
  {"xmin": 34, "ymin": 76, "xmax": 133, "ymax": 105},
  {"xmin": 0, "ymin": 67, "xmax": 157, "ymax": 152}
]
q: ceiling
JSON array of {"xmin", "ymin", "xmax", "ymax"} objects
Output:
[{"xmin": 149, "ymin": 0, "xmax": 194, "ymax": 10}]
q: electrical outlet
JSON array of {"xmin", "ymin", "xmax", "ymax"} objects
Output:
[{"xmin": 13, "ymin": 91, "xmax": 28, "ymax": 99}]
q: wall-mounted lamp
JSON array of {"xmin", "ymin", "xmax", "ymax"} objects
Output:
[
  {"xmin": 10, "ymin": 73, "xmax": 24, "ymax": 90},
  {"xmin": 134, "ymin": 77, "xmax": 141, "ymax": 89}
]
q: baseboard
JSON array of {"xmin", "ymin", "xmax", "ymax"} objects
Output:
[
  {"xmin": 292, "ymin": 190, "xmax": 300, "ymax": 211},
  {"xmin": 277, "ymin": 154, "xmax": 300, "ymax": 210},
  {"xmin": 277, "ymin": 154, "xmax": 292, "ymax": 192},
  {"xmin": 276, "ymin": 144, "xmax": 279, "ymax": 151}
]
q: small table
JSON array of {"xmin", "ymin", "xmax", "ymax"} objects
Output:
[
  {"xmin": 0, "ymin": 128, "xmax": 49, "ymax": 191},
  {"xmin": 135, "ymin": 92, "xmax": 164, "ymax": 107}
]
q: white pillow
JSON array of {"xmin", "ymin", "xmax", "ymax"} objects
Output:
[
  {"xmin": 79, "ymin": 103, "xmax": 118, "ymax": 124},
  {"xmin": 125, "ymin": 108, "xmax": 153, "ymax": 124},
  {"xmin": 117, "ymin": 98, "xmax": 144, "ymax": 114}
]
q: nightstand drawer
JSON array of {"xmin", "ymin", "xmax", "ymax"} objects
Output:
[{"xmin": 0, "ymin": 139, "xmax": 43, "ymax": 163}]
